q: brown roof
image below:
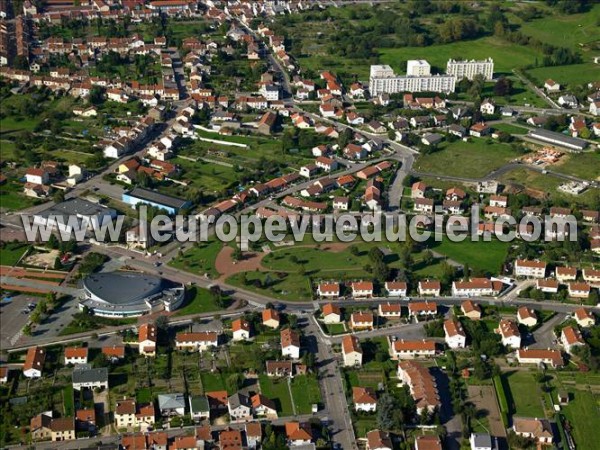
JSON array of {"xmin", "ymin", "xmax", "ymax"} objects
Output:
[
  {"xmin": 102, "ymin": 345, "xmax": 125, "ymax": 358},
  {"xmin": 408, "ymin": 301, "xmax": 437, "ymax": 314},
  {"xmin": 461, "ymin": 300, "xmax": 481, "ymax": 315},
  {"xmin": 556, "ymin": 266, "xmax": 577, "ymax": 277},
  {"xmin": 353, "ymin": 281, "xmax": 374, "ymax": 291},
  {"xmin": 398, "ymin": 361, "xmax": 440, "ymax": 411},
  {"xmin": 24, "ymin": 346, "xmax": 45, "ymax": 372},
  {"xmin": 76, "ymin": 408, "xmax": 95, "ymax": 423},
  {"xmin": 262, "ymin": 308, "xmax": 280, "ymax": 324},
  {"xmin": 265, "ymin": 360, "xmax": 293, "ymax": 373},
  {"xmin": 322, "ymin": 303, "xmax": 341, "ymax": 316},
  {"xmin": 379, "ymin": 302, "xmax": 401, "ymax": 313},
  {"xmin": 116, "ymin": 399, "xmax": 136, "ymax": 415},
  {"xmin": 137, "ymin": 403, "xmax": 155, "ymax": 418},
  {"xmin": 497, "ymin": 319, "xmax": 520, "ymax": 338},
  {"xmin": 386, "ymin": 281, "xmax": 407, "ymax": 290},
  {"xmin": 352, "ymin": 386, "xmax": 377, "ymax": 404},
  {"xmin": 342, "ymin": 335, "xmax": 362, "ymax": 354},
  {"xmin": 517, "ymin": 348, "xmax": 563, "ymax": 366},
  {"xmin": 393, "ymin": 339, "xmax": 436, "ymax": 352},
  {"xmin": 318, "ymin": 282, "xmax": 340, "ymax": 294},
  {"xmin": 516, "ymin": 259, "xmax": 546, "ymax": 269},
  {"xmin": 513, "ymin": 417, "xmax": 553, "ymax": 439},
  {"xmin": 366, "ymin": 430, "xmax": 392, "ymax": 450},
  {"xmin": 245, "ymin": 422, "xmax": 262, "ymax": 438},
  {"xmin": 415, "ymin": 435, "xmax": 442, "ymax": 450},
  {"xmin": 65, "ymin": 347, "xmax": 88, "ymax": 359},
  {"xmin": 562, "ymin": 326, "xmax": 584, "ymax": 345},
  {"xmin": 419, "ymin": 280, "xmax": 441, "ymax": 290},
  {"xmin": 285, "ymin": 422, "xmax": 312, "ymax": 441},
  {"xmin": 139, "ymin": 323, "xmax": 156, "ymax": 343},
  {"xmin": 444, "ymin": 318, "xmax": 465, "ymax": 337},
  {"xmin": 231, "ymin": 319, "xmax": 250, "ymax": 331},
  {"xmin": 574, "ymin": 307, "xmax": 594, "ymax": 322},
  {"xmin": 50, "ymin": 417, "xmax": 75, "ymax": 432},
  {"xmin": 220, "ymin": 429, "xmax": 243, "ymax": 450},
  {"xmin": 518, "ymin": 306, "xmax": 537, "ymax": 321},
  {"xmin": 251, "ymin": 393, "xmax": 276, "ymax": 411},
  {"xmin": 569, "ymin": 282, "xmax": 591, "ymax": 292},
  {"xmin": 281, "ymin": 328, "xmax": 300, "ymax": 348},
  {"xmin": 537, "ymin": 279, "xmax": 559, "ymax": 289},
  {"xmin": 206, "ymin": 390, "xmax": 228, "ymax": 408},
  {"xmin": 176, "ymin": 331, "xmax": 218, "ymax": 343},
  {"xmin": 351, "ymin": 311, "xmax": 374, "ymax": 324}
]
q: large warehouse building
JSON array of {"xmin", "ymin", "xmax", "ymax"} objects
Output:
[{"xmin": 80, "ymin": 271, "xmax": 185, "ymax": 318}]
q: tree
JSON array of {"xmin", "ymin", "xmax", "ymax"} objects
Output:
[
  {"xmin": 376, "ymin": 394, "xmax": 398, "ymax": 431},
  {"xmin": 349, "ymin": 245, "xmax": 360, "ymax": 256},
  {"xmin": 53, "ymin": 189, "xmax": 65, "ymax": 204},
  {"xmin": 226, "ymin": 373, "xmax": 244, "ymax": 392},
  {"xmin": 154, "ymin": 315, "xmax": 168, "ymax": 331},
  {"xmin": 493, "ymin": 76, "xmax": 512, "ymax": 97}
]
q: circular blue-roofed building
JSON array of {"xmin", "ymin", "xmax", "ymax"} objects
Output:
[{"xmin": 80, "ymin": 271, "xmax": 185, "ymax": 318}]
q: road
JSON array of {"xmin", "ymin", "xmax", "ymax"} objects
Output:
[{"xmin": 303, "ymin": 316, "xmax": 357, "ymax": 450}]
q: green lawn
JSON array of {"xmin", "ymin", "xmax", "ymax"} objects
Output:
[
  {"xmin": 324, "ymin": 323, "xmax": 347, "ymax": 335},
  {"xmin": 561, "ymin": 390, "xmax": 600, "ymax": 450},
  {"xmin": 290, "ymin": 375, "xmax": 322, "ymax": 414},
  {"xmin": 63, "ymin": 385, "xmax": 74, "ymax": 416},
  {"xmin": 517, "ymin": 4, "xmax": 600, "ymax": 50},
  {"xmin": 136, "ymin": 387, "xmax": 153, "ymax": 403},
  {"xmin": 503, "ymin": 371, "xmax": 546, "ymax": 418},
  {"xmin": 0, "ymin": 242, "xmax": 29, "ymax": 266},
  {"xmin": 552, "ymin": 153, "xmax": 600, "ymax": 182},
  {"xmin": 414, "ymin": 139, "xmax": 522, "ymax": 179},
  {"xmin": 353, "ymin": 417, "xmax": 378, "ymax": 438},
  {"xmin": 200, "ymin": 372, "xmax": 227, "ymax": 393},
  {"xmin": 427, "ymin": 237, "xmax": 510, "ymax": 275},
  {"xmin": 261, "ymin": 244, "xmax": 366, "ymax": 272},
  {"xmin": 226, "ymin": 270, "xmax": 317, "ymax": 302},
  {"xmin": 169, "ymin": 240, "xmax": 224, "ymax": 279},
  {"xmin": 173, "ymin": 286, "xmax": 227, "ymax": 317},
  {"xmin": 173, "ymin": 157, "xmax": 243, "ymax": 194},
  {"xmin": 525, "ymin": 63, "xmax": 600, "ymax": 88},
  {"xmin": 492, "ymin": 123, "xmax": 530, "ymax": 135},
  {"xmin": 379, "ymin": 36, "xmax": 542, "ymax": 74},
  {"xmin": 259, "ymin": 375, "xmax": 294, "ymax": 416},
  {"xmin": 499, "ymin": 167, "xmax": 600, "ymax": 209}
]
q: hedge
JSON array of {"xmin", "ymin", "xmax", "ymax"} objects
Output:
[{"xmin": 493, "ymin": 374, "xmax": 510, "ymax": 428}]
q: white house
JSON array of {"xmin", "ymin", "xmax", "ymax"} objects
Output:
[
  {"xmin": 72, "ymin": 367, "xmax": 109, "ymax": 390},
  {"xmin": 470, "ymin": 433, "xmax": 493, "ymax": 450},
  {"xmin": 342, "ymin": 335, "xmax": 363, "ymax": 367},
  {"xmin": 561, "ymin": 326, "xmax": 586, "ymax": 354},
  {"xmin": 232, "ymin": 319, "xmax": 251, "ymax": 341},
  {"xmin": 517, "ymin": 307, "xmax": 538, "ymax": 327},
  {"xmin": 496, "ymin": 319, "xmax": 521, "ymax": 349},
  {"xmin": 64, "ymin": 347, "xmax": 88, "ymax": 365},
  {"xmin": 385, "ymin": 281, "xmax": 407, "ymax": 297},
  {"xmin": 353, "ymin": 387, "xmax": 377, "ymax": 412},
  {"xmin": 444, "ymin": 319, "xmax": 467, "ymax": 349},
  {"xmin": 175, "ymin": 332, "xmax": 218, "ymax": 352},
  {"xmin": 322, "ymin": 303, "xmax": 342, "ymax": 324},
  {"xmin": 514, "ymin": 259, "xmax": 546, "ymax": 278},
  {"xmin": 317, "ymin": 282, "xmax": 340, "ymax": 298},
  {"xmin": 378, "ymin": 302, "xmax": 402, "ymax": 318},
  {"xmin": 281, "ymin": 329, "xmax": 300, "ymax": 359},
  {"xmin": 480, "ymin": 99, "xmax": 495, "ymax": 115},
  {"xmin": 228, "ymin": 393, "xmax": 252, "ymax": 421},
  {"xmin": 23, "ymin": 347, "xmax": 45, "ymax": 378},
  {"xmin": 25, "ymin": 168, "xmax": 49, "ymax": 185},
  {"xmin": 352, "ymin": 281, "xmax": 374, "ymax": 298}
]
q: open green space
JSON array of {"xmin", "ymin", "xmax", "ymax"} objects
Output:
[
  {"xmin": 503, "ymin": 371, "xmax": 546, "ymax": 418},
  {"xmin": 136, "ymin": 387, "xmax": 153, "ymax": 404},
  {"xmin": 259, "ymin": 375, "xmax": 294, "ymax": 416},
  {"xmin": 379, "ymin": 36, "xmax": 542, "ymax": 74},
  {"xmin": 414, "ymin": 139, "xmax": 522, "ymax": 179},
  {"xmin": 200, "ymin": 372, "xmax": 227, "ymax": 393},
  {"xmin": 525, "ymin": 63, "xmax": 600, "ymax": 88},
  {"xmin": 553, "ymin": 153, "xmax": 600, "ymax": 182},
  {"xmin": 324, "ymin": 323, "xmax": 347, "ymax": 335},
  {"xmin": 560, "ymin": 390, "xmax": 600, "ymax": 450},
  {"xmin": 517, "ymin": 4, "xmax": 600, "ymax": 50},
  {"xmin": 290, "ymin": 375, "xmax": 322, "ymax": 414},
  {"xmin": 169, "ymin": 240, "xmax": 224, "ymax": 279},
  {"xmin": 173, "ymin": 157, "xmax": 244, "ymax": 194},
  {"xmin": 491, "ymin": 123, "xmax": 530, "ymax": 135},
  {"xmin": 427, "ymin": 237, "xmax": 510, "ymax": 275},
  {"xmin": 226, "ymin": 270, "xmax": 318, "ymax": 302},
  {"xmin": 173, "ymin": 286, "xmax": 228, "ymax": 316},
  {"xmin": 0, "ymin": 242, "xmax": 29, "ymax": 266}
]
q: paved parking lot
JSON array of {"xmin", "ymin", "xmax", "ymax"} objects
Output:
[{"xmin": 0, "ymin": 294, "xmax": 38, "ymax": 349}]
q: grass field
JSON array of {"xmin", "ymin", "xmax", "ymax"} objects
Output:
[
  {"xmin": 552, "ymin": 153, "xmax": 600, "ymax": 182},
  {"xmin": 226, "ymin": 270, "xmax": 317, "ymax": 302},
  {"xmin": 200, "ymin": 372, "xmax": 227, "ymax": 393},
  {"xmin": 0, "ymin": 243, "xmax": 29, "ymax": 266},
  {"xmin": 414, "ymin": 139, "xmax": 521, "ymax": 179},
  {"xmin": 169, "ymin": 240, "xmax": 224, "ymax": 279},
  {"xmin": 290, "ymin": 375, "xmax": 322, "ymax": 414},
  {"xmin": 492, "ymin": 123, "xmax": 530, "ymax": 135},
  {"xmin": 561, "ymin": 390, "xmax": 600, "ymax": 450},
  {"xmin": 427, "ymin": 238, "xmax": 510, "ymax": 275},
  {"xmin": 173, "ymin": 157, "xmax": 243, "ymax": 193},
  {"xmin": 517, "ymin": 4, "xmax": 600, "ymax": 50},
  {"xmin": 324, "ymin": 323, "xmax": 347, "ymax": 335},
  {"xmin": 173, "ymin": 286, "xmax": 227, "ymax": 316},
  {"xmin": 525, "ymin": 63, "xmax": 600, "ymax": 88},
  {"xmin": 259, "ymin": 375, "xmax": 294, "ymax": 416},
  {"xmin": 503, "ymin": 371, "xmax": 546, "ymax": 418},
  {"xmin": 261, "ymin": 245, "xmax": 366, "ymax": 272},
  {"xmin": 379, "ymin": 36, "xmax": 542, "ymax": 74},
  {"xmin": 499, "ymin": 167, "xmax": 600, "ymax": 208}
]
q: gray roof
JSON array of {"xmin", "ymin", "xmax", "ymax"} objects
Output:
[
  {"xmin": 158, "ymin": 393, "xmax": 186, "ymax": 410},
  {"xmin": 190, "ymin": 396, "xmax": 210, "ymax": 413},
  {"xmin": 83, "ymin": 272, "xmax": 168, "ymax": 305},
  {"xmin": 36, "ymin": 198, "xmax": 116, "ymax": 220},
  {"xmin": 125, "ymin": 187, "xmax": 189, "ymax": 209},
  {"xmin": 72, "ymin": 367, "xmax": 108, "ymax": 384},
  {"xmin": 527, "ymin": 129, "xmax": 587, "ymax": 150},
  {"xmin": 228, "ymin": 393, "xmax": 250, "ymax": 409},
  {"xmin": 471, "ymin": 433, "xmax": 492, "ymax": 448}
]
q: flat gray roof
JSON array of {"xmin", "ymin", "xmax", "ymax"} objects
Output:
[
  {"xmin": 125, "ymin": 187, "xmax": 189, "ymax": 209},
  {"xmin": 527, "ymin": 129, "xmax": 587, "ymax": 149},
  {"xmin": 83, "ymin": 272, "xmax": 168, "ymax": 305},
  {"xmin": 36, "ymin": 198, "xmax": 116, "ymax": 219}
]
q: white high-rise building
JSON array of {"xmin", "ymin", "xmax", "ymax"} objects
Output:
[
  {"xmin": 369, "ymin": 64, "xmax": 456, "ymax": 95},
  {"xmin": 406, "ymin": 60, "xmax": 431, "ymax": 76},
  {"xmin": 446, "ymin": 58, "xmax": 494, "ymax": 81}
]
